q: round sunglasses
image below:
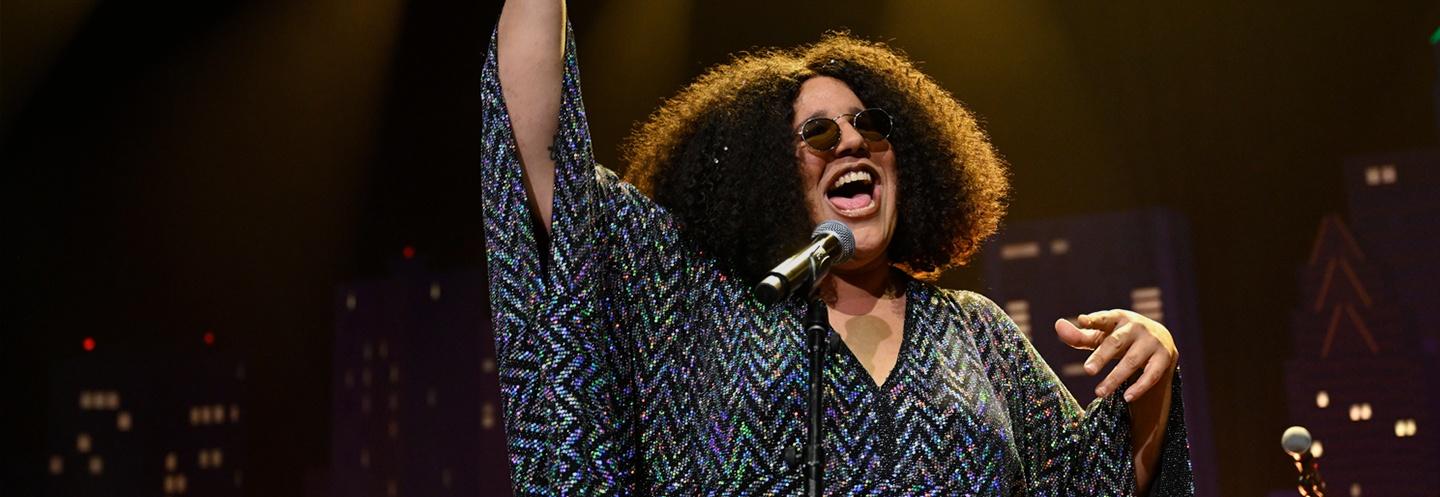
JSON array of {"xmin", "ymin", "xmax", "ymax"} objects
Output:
[{"xmin": 795, "ymin": 108, "xmax": 893, "ymax": 152}]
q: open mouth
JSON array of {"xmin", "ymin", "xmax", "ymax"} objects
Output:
[{"xmin": 825, "ymin": 167, "xmax": 877, "ymax": 214}]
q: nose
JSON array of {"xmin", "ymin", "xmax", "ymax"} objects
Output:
[{"xmin": 832, "ymin": 118, "xmax": 869, "ymax": 158}]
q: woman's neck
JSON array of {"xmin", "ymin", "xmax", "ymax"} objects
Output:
[{"xmin": 822, "ymin": 259, "xmax": 902, "ymax": 315}]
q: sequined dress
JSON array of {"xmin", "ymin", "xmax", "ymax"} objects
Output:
[{"xmin": 482, "ymin": 28, "xmax": 1195, "ymax": 496}]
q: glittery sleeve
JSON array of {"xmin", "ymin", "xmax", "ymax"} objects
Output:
[
  {"xmin": 964, "ymin": 293, "xmax": 1195, "ymax": 496},
  {"xmin": 482, "ymin": 24, "xmax": 661, "ymax": 495}
]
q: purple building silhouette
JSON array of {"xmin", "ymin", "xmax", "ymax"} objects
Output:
[
  {"xmin": 1281, "ymin": 151, "xmax": 1440, "ymax": 497},
  {"xmin": 328, "ymin": 258, "xmax": 511, "ymax": 497},
  {"xmin": 981, "ymin": 207, "xmax": 1217, "ymax": 497},
  {"xmin": 42, "ymin": 339, "xmax": 247, "ymax": 497}
]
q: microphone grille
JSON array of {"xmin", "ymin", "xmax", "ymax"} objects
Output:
[
  {"xmin": 1281, "ymin": 426, "xmax": 1313, "ymax": 455},
  {"xmin": 814, "ymin": 221, "xmax": 856, "ymax": 263}
]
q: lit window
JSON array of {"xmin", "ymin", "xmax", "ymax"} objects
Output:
[
  {"xmin": 164, "ymin": 474, "xmax": 176, "ymax": 494},
  {"xmin": 117, "ymin": 411, "xmax": 132, "ymax": 432},
  {"xmin": 190, "ymin": 406, "xmax": 203, "ymax": 426},
  {"xmin": 390, "ymin": 365, "xmax": 400, "ymax": 384},
  {"xmin": 109, "ymin": 391, "xmax": 121, "ymax": 410},
  {"xmin": 346, "ymin": 292, "xmax": 357, "ymax": 311},
  {"xmin": 430, "ymin": 282, "xmax": 442, "ymax": 301},
  {"xmin": 1395, "ymin": 418, "xmax": 1418, "ymax": 437},
  {"xmin": 213, "ymin": 449, "xmax": 224, "ymax": 468},
  {"xmin": 1350, "ymin": 482, "xmax": 1362, "ymax": 497},
  {"xmin": 76, "ymin": 433, "xmax": 92, "ymax": 454},
  {"xmin": 1311, "ymin": 439, "xmax": 1324, "ymax": 458},
  {"xmin": 176, "ymin": 473, "xmax": 187, "ymax": 493},
  {"xmin": 1349, "ymin": 404, "xmax": 1360, "ymax": 421},
  {"xmin": 1346, "ymin": 402, "xmax": 1372, "ymax": 421},
  {"xmin": 229, "ymin": 404, "xmax": 240, "ymax": 423},
  {"xmin": 1004, "ymin": 300, "xmax": 1031, "ymax": 338},
  {"xmin": 482, "ymin": 357, "xmax": 497, "ymax": 374},
  {"xmin": 1059, "ymin": 362, "xmax": 1087, "ymax": 378},
  {"xmin": 1131, "ymin": 287, "xmax": 1163, "ymax": 321},
  {"xmin": 79, "ymin": 391, "xmax": 93, "ymax": 410},
  {"xmin": 1315, "ymin": 390, "xmax": 1330, "ymax": 408},
  {"xmin": 1049, "ymin": 238, "xmax": 1070, "ymax": 255},
  {"xmin": 379, "ymin": 340, "xmax": 389, "ymax": 360},
  {"xmin": 482, "ymin": 402, "xmax": 497, "ymax": 430},
  {"xmin": 165, "ymin": 452, "xmax": 178, "ymax": 471},
  {"xmin": 1001, "ymin": 242, "xmax": 1041, "ymax": 260},
  {"xmin": 88, "ymin": 455, "xmax": 103, "ymax": 476},
  {"xmin": 1360, "ymin": 403, "xmax": 1372, "ymax": 420},
  {"xmin": 199, "ymin": 449, "xmax": 211, "ymax": 469},
  {"xmin": 49, "ymin": 455, "xmax": 63, "ymax": 476},
  {"xmin": 211, "ymin": 405, "xmax": 225, "ymax": 424},
  {"xmin": 1365, "ymin": 164, "xmax": 1398, "ymax": 186},
  {"xmin": 387, "ymin": 479, "xmax": 398, "ymax": 497}
]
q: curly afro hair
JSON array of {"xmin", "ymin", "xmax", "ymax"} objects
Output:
[{"xmin": 623, "ymin": 32, "xmax": 1008, "ymax": 282}]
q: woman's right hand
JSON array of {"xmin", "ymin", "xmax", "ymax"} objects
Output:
[{"xmin": 497, "ymin": 0, "xmax": 565, "ymax": 233}]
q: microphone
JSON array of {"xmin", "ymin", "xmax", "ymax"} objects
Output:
[
  {"xmin": 754, "ymin": 221, "xmax": 855, "ymax": 304},
  {"xmin": 1281, "ymin": 426, "xmax": 1326, "ymax": 497}
]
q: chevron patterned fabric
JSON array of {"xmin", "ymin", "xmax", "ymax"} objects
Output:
[{"xmin": 482, "ymin": 26, "xmax": 1195, "ymax": 496}]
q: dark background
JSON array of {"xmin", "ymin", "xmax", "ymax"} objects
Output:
[{"xmin": 4, "ymin": 1, "xmax": 1438, "ymax": 496}]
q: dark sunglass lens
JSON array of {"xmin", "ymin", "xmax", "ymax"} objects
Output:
[
  {"xmin": 854, "ymin": 109, "xmax": 892, "ymax": 141},
  {"xmin": 801, "ymin": 118, "xmax": 841, "ymax": 150}
]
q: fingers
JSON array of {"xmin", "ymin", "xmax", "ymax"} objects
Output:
[
  {"xmin": 1123, "ymin": 351, "xmax": 1174, "ymax": 402},
  {"xmin": 1094, "ymin": 327, "xmax": 1154, "ymax": 398},
  {"xmin": 1054, "ymin": 318, "xmax": 1105, "ymax": 350},
  {"xmin": 1084, "ymin": 322, "xmax": 1136, "ymax": 376},
  {"xmin": 1077, "ymin": 309, "xmax": 1130, "ymax": 332}
]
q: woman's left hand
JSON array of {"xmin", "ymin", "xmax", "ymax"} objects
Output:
[{"xmin": 1054, "ymin": 309, "xmax": 1178, "ymax": 402}]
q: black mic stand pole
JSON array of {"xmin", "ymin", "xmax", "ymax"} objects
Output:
[
  {"xmin": 803, "ymin": 292, "xmax": 828, "ymax": 497},
  {"xmin": 1292, "ymin": 450, "xmax": 1326, "ymax": 497}
]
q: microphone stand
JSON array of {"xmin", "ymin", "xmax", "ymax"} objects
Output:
[
  {"xmin": 1291, "ymin": 450, "xmax": 1326, "ymax": 497},
  {"xmin": 802, "ymin": 293, "xmax": 829, "ymax": 497}
]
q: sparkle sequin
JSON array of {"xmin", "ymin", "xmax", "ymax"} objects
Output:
[{"xmin": 482, "ymin": 26, "xmax": 1194, "ymax": 496}]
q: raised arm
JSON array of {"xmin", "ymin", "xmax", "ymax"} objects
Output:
[{"xmin": 497, "ymin": 0, "xmax": 564, "ymax": 232}]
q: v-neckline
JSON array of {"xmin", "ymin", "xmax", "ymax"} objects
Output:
[{"xmin": 833, "ymin": 278, "xmax": 917, "ymax": 393}]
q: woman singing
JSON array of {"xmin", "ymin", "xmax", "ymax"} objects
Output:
[{"xmin": 485, "ymin": 1, "xmax": 1194, "ymax": 494}]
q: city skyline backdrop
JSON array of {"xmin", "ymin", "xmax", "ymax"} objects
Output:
[{"xmin": 5, "ymin": 2, "xmax": 1440, "ymax": 496}]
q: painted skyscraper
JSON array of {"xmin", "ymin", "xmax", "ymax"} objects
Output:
[
  {"xmin": 982, "ymin": 207, "xmax": 1217, "ymax": 497},
  {"xmin": 1281, "ymin": 150, "xmax": 1440, "ymax": 497},
  {"xmin": 328, "ymin": 256, "xmax": 511, "ymax": 497}
]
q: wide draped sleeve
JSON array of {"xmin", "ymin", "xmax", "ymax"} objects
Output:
[
  {"xmin": 964, "ymin": 292, "xmax": 1196, "ymax": 496},
  {"xmin": 482, "ymin": 24, "xmax": 692, "ymax": 496}
]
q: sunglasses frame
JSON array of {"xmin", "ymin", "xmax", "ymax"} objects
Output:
[{"xmin": 795, "ymin": 107, "xmax": 893, "ymax": 152}]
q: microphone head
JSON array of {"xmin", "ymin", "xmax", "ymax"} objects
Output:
[
  {"xmin": 1281, "ymin": 426, "xmax": 1313, "ymax": 455},
  {"xmin": 814, "ymin": 221, "xmax": 856, "ymax": 263}
]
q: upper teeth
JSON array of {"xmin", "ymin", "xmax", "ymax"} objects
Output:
[{"xmin": 833, "ymin": 170, "xmax": 873, "ymax": 189}]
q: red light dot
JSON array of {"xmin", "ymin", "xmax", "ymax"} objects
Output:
[
  {"xmin": 402, "ymin": 246, "xmax": 416, "ymax": 259},
  {"xmin": 82, "ymin": 337, "xmax": 95, "ymax": 352},
  {"xmin": 203, "ymin": 331, "xmax": 215, "ymax": 346}
]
